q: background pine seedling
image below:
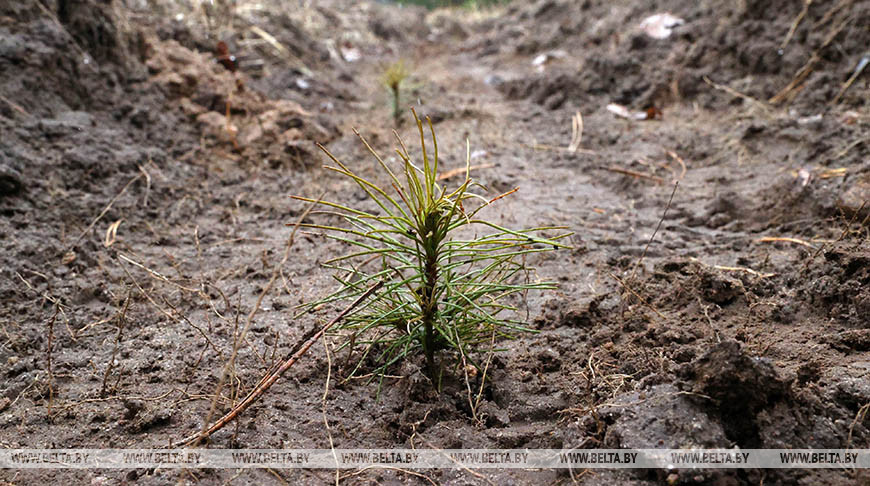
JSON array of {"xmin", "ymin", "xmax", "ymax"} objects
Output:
[
  {"xmin": 292, "ymin": 110, "xmax": 570, "ymax": 385},
  {"xmin": 381, "ymin": 60, "xmax": 410, "ymax": 127}
]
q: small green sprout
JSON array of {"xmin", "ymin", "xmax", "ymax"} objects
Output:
[
  {"xmin": 381, "ymin": 60, "xmax": 410, "ymax": 127},
  {"xmin": 292, "ymin": 110, "xmax": 570, "ymax": 384}
]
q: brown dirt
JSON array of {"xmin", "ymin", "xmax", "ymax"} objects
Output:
[{"xmin": 1, "ymin": 0, "xmax": 869, "ymax": 484}]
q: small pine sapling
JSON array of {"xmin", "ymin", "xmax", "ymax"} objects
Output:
[{"xmin": 292, "ymin": 110, "xmax": 570, "ymax": 385}]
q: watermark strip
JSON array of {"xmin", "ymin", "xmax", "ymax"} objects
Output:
[{"xmin": 2, "ymin": 449, "xmax": 868, "ymax": 469}]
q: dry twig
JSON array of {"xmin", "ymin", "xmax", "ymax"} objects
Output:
[
  {"xmin": 177, "ymin": 280, "xmax": 383, "ymax": 446},
  {"xmin": 599, "ymin": 166, "xmax": 665, "ymax": 184}
]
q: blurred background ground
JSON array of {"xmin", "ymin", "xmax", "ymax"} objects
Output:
[{"xmin": 1, "ymin": 0, "xmax": 869, "ymax": 484}]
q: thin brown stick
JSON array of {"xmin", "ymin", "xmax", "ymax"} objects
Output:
[
  {"xmin": 46, "ymin": 306, "xmax": 59, "ymax": 418},
  {"xmin": 66, "ymin": 174, "xmax": 142, "ymax": 252},
  {"xmin": 599, "ymin": 166, "xmax": 665, "ymax": 184},
  {"xmin": 177, "ymin": 280, "xmax": 383, "ymax": 446},
  {"xmin": 629, "ymin": 182, "xmax": 679, "ymax": 282},
  {"xmin": 803, "ymin": 200, "xmax": 867, "ymax": 271},
  {"xmin": 780, "ymin": 0, "xmax": 812, "ymax": 50},
  {"xmin": 0, "ymin": 94, "xmax": 31, "ymax": 117},
  {"xmin": 611, "ymin": 273, "xmax": 666, "ymax": 320},
  {"xmin": 101, "ymin": 293, "xmax": 131, "ymax": 397},
  {"xmin": 769, "ymin": 14, "xmax": 852, "ymax": 104},
  {"xmin": 119, "ymin": 264, "xmax": 223, "ymax": 357},
  {"xmin": 703, "ymin": 76, "xmax": 771, "ymax": 113},
  {"xmin": 191, "ymin": 192, "xmax": 323, "ymax": 447},
  {"xmin": 831, "ymin": 55, "xmax": 869, "ymax": 105},
  {"xmin": 436, "ymin": 164, "xmax": 494, "ymax": 181}
]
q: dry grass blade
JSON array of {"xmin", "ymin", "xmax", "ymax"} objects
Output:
[
  {"xmin": 119, "ymin": 263, "xmax": 223, "ymax": 357},
  {"xmin": 568, "ymin": 111, "xmax": 583, "ymax": 153},
  {"xmin": 818, "ymin": 167, "xmax": 848, "ymax": 179},
  {"xmin": 118, "ymin": 253, "xmax": 199, "ymax": 293},
  {"xmin": 780, "ymin": 0, "xmax": 812, "ymax": 50},
  {"xmin": 104, "ymin": 219, "xmax": 123, "ymax": 248},
  {"xmin": 339, "ymin": 466, "xmax": 438, "ymax": 486},
  {"xmin": 831, "ymin": 55, "xmax": 869, "ymax": 105},
  {"xmin": 813, "ymin": 0, "xmax": 853, "ymax": 28},
  {"xmin": 847, "ymin": 402, "xmax": 870, "ymax": 448},
  {"xmin": 66, "ymin": 174, "xmax": 142, "ymax": 254},
  {"xmin": 769, "ymin": 13, "xmax": 852, "ymax": 104},
  {"xmin": 249, "ymin": 25, "xmax": 312, "ymax": 76},
  {"xmin": 666, "ymin": 150, "xmax": 687, "ymax": 182},
  {"xmin": 521, "ymin": 142, "xmax": 597, "ymax": 155},
  {"xmin": 711, "ymin": 264, "xmax": 775, "ymax": 278},
  {"xmin": 757, "ymin": 236, "xmax": 816, "ymax": 249},
  {"xmin": 803, "ymin": 200, "xmax": 867, "ymax": 272},
  {"xmin": 321, "ymin": 338, "xmax": 341, "ymax": 481}
]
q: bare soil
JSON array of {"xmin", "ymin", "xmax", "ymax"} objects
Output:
[{"xmin": 1, "ymin": 0, "xmax": 869, "ymax": 484}]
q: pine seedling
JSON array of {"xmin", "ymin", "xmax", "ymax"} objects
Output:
[
  {"xmin": 382, "ymin": 60, "xmax": 410, "ymax": 127},
  {"xmin": 292, "ymin": 110, "xmax": 570, "ymax": 384}
]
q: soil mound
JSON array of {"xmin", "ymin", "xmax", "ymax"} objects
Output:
[{"xmin": 481, "ymin": 0, "xmax": 869, "ymax": 111}]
